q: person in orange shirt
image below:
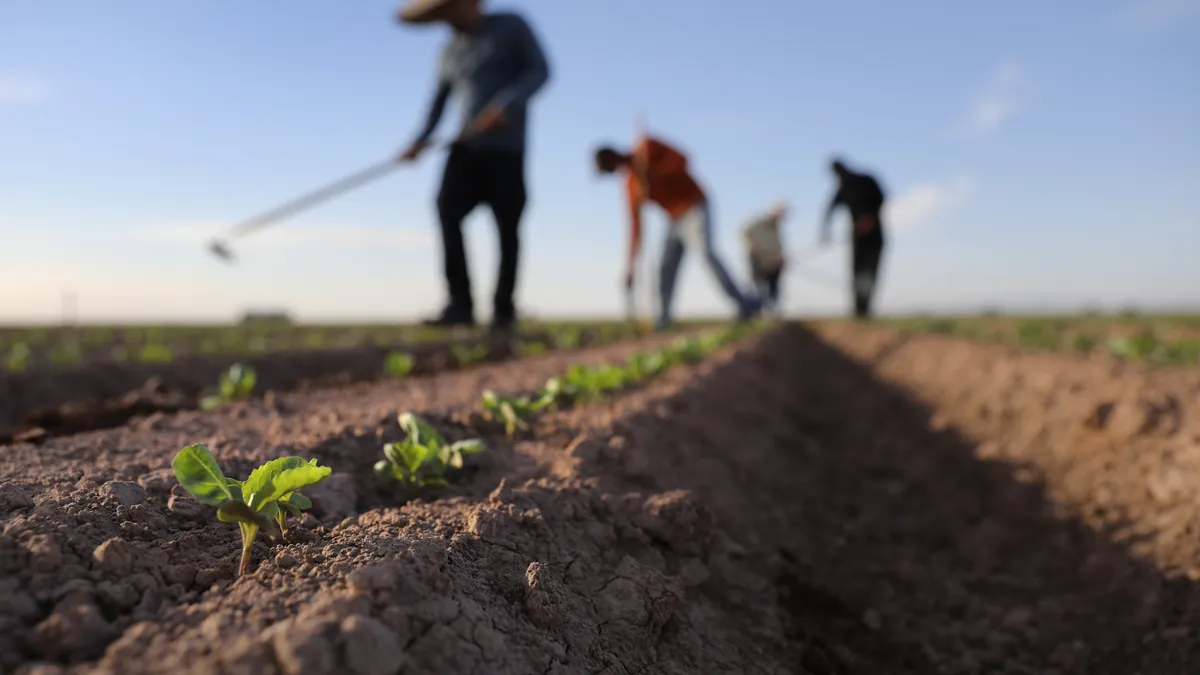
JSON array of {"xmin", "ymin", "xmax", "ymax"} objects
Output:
[{"xmin": 593, "ymin": 135, "xmax": 760, "ymax": 331}]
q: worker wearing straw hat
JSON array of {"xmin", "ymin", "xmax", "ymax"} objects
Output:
[{"xmin": 396, "ymin": 0, "xmax": 551, "ymax": 334}]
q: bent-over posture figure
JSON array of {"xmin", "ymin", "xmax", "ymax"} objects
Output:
[
  {"xmin": 742, "ymin": 201, "xmax": 788, "ymax": 315},
  {"xmin": 593, "ymin": 135, "xmax": 759, "ymax": 331}
]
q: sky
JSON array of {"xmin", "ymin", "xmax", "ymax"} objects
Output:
[{"xmin": 1, "ymin": 0, "xmax": 1198, "ymax": 323}]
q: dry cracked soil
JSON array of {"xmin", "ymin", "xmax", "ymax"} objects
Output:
[{"xmin": 2, "ymin": 321, "xmax": 1200, "ymax": 675}]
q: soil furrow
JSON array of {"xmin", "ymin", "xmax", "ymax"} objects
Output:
[
  {"xmin": 6, "ymin": 321, "xmax": 1199, "ymax": 674},
  {"xmin": 0, "ymin": 327, "xmax": 625, "ymax": 444}
]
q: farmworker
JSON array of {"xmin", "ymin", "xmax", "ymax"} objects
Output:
[
  {"xmin": 396, "ymin": 0, "xmax": 552, "ymax": 333},
  {"xmin": 819, "ymin": 158, "xmax": 887, "ymax": 319},
  {"xmin": 741, "ymin": 200, "xmax": 789, "ymax": 316},
  {"xmin": 593, "ymin": 134, "xmax": 761, "ymax": 332}
]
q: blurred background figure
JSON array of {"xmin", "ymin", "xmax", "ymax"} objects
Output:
[
  {"xmin": 741, "ymin": 201, "xmax": 788, "ymax": 317},
  {"xmin": 593, "ymin": 133, "xmax": 760, "ymax": 332},
  {"xmin": 820, "ymin": 158, "xmax": 887, "ymax": 320},
  {"xmin": 396, "ymin": 0, "xmax": 551, "ymax": 334}
]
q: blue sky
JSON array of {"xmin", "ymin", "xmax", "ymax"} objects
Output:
[{"xmin": 1, "ymin": 0, "xmax": 1197, "ymax": 322}]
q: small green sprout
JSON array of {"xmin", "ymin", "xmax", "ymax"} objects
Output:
[
  {"xmin": 5, "ymin": 343, "xmax": 31, "ymax": 371},
  {"xmin": 383, "ymin": 351, "xmax": 415, "ymax": 378},
  {"xmin": 480, "ymin": 389, "xmax": 552, "ymax": 438},
  {"xmin": 516, "ymin": 341, "xmax": 548, "ymax": 358},
  {"xmin": 452, "ymin": 344, "xmax": 489, "ymax": 367},
  {"xmin": 1108, "ymin": 330, "xmax": 1162, "ymax": 361},
  {"xmin": 138, "ymin": 344, "xmax": 174, "ymax": 364},
  {"xmin": 625, "ymin": 350, "xmax": 666, "ymax": 382},
  {"xmin": 50, "ymin": 342, "xmax": 84, "ymax": 366},
  {"xmin": 373, "ymin": 413, "xmax": 485, "ymax": 489},
  {"xmin": 201, "ymin": 363, "xmax": 258, "ymax": 411},
  {"xmin": 1069, "ymin": 333, "xmax": 1099, "ymax": 355},
  {"xmin": 554, "ymin": 328, "xmax": 582, "ymax": 349},
  {"xmin": 171, "ymin": 444, "xmax": 331, "ymax": 575}
]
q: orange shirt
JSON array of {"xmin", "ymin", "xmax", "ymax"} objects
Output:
[{"xmin": 625, "ymin": 136, "xmax": 706, "ymax": 228}]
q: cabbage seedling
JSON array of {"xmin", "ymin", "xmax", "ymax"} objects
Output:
[
  {"xmin": 171, "ymin": 444, "xmax": 331, "ymax": 575},
  {"xmin": 452, "ymin": 344, "xmax": 489, "ymax": 367},
  {"xmin": 201, "ymin": 363, "xmax": 258, "ymax": 411},
  {"xmin": 138, "ymin": 344, "xmax": 174, "ymax": 364},
  {"xmin": 5, "ymin": 343, "xmax": 31, "ymax": 372},
  {"xmin": 373, "ymin": 413, "xmax": 485, "ymax": 489},
  {"xmin": 384, "ymin": 351, "xmax": 415, "ymax": 378},
  {"xmin": 481, "ymin": 389, "xmax": 552, "ymax": 438},
  {"xmin": 516, "ymin": 341, "xmax": 548, "ymax": 358}
]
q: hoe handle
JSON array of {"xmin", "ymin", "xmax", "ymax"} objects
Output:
[{"xmin": 227, "ymin": 160, "xmax": 400, "ymax": 240}]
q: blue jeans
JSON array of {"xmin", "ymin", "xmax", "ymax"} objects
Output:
[{"xmin": 658, "ymin": 201, "xmax": 755, "ymax": 327}]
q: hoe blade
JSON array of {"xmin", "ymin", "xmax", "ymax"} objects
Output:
[{"xmin": 208, "ymin": 239, "xmax": 235, "ymax": 264}]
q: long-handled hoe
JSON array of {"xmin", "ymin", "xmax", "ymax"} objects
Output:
[{"xmin": 206, "ymin": 138, "xmax": 465, "ymax": 263}]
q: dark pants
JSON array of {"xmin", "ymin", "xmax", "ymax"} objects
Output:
[
  {"xmin": 851, "ymin": 223, "xmax": 885, "ymax": 318},
  {"xmin": 436, "ymin": 146, "xmax": 527, "ymax": 321},
  {"xmin": 749, "ymin": 257, "xmax": 782, "ymax": 311}
]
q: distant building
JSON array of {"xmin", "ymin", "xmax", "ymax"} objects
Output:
[{"xmin": 239, "ymin": 309, "xmax": 294, "ymax": 325}]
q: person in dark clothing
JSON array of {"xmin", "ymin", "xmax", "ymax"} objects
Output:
[
  {"xmin": 820, "ymin": 158, "xmax": 887, "ymax": 319},
  {"xmin": 397, "ymin": 0, "xmax": 551, "ymax": 332}
]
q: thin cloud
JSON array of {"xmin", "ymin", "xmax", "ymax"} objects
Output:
[
  {"xmin": 884, "ymin": 175, "xmax": 976, "ymax": 233},
  {"xmin": 1110, "ymin": 0, "xmax": 1200, "ymax": 32},
  {"xmin": 0, "ymin": 75, "xmax": 51, "ymax": 104},
  {"xmin": 962, "ymin": 61, "xmax": 1027, "ymax": 136},
  {"xmin": 132, "ymin": 222, "xmax": 435, "ymax": 249}
]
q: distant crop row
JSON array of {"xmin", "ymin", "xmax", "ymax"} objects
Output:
[
  {"xmin": 172, "ymin": 321, "xmax": 764, "ymax": 576},
  {"xmin": 880, "ymin": 316, "xmax": 1200, "ymax": 366},
  {"xmin": 0, "ymin": 320, "xmax": 711, "ymax": 373}
]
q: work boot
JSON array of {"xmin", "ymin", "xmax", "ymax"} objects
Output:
[
  {"xmin": 489, "ymin": 314, "xmax": 516, "ymax": 337},
  {"xmin": 737, "ymin": 296, "xmax": 762, "ymax": 323},
  {"xmin": 422, "ymin": 304, "xmax": 476, "ymax": 328}
]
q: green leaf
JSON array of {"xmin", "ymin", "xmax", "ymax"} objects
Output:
[
  {"xmin": 397, "ymin": 441, "xmax": 431, "ymax": 475},
  {"xmin": 242, "ymin": 457, "xmax": 310, "ymax": 510},
  {"xmin": 421, "ymin": 476, "xmax": 449, "ymax": 488},
  {"xmin": 199, "ymin": 394, "xmax": 225, "ymax": 411},
  {"xmin": 254, "ymin": 461, "xmax": 332, "ymax": 508},
  {"xmin": 285, "ymin": 492, "xmax": 312, "ymax": 510},
  {"xmin": 383, "ymin": 442, "xmax": 406, "ymax": 468},
  {"xmin": 399, "ymin": 413, "xmax": 444, "ymax": 452},
  {"xmin": 481, "ymin": 390, "xmax": 500, "ymax": 411},
  {"xmin": 451, "ymin": 439, "xmax": 485, "ymax": 455},
  {"xmin": 217, "ymin": 500, "xmax": 266, "ymax": 526},
  {"xmin": 171, "ymin": 444, "xmax": 234, "ymax": 506}
]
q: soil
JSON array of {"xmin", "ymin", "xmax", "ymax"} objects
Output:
[{"xmin": 2, "ymin": 322, "xmax": 1199, "ymax": 674}]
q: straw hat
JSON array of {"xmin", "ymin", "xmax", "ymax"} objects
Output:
[{"xmin": 396, "ymin": 0, "xmax": 457, "ymax": 24}]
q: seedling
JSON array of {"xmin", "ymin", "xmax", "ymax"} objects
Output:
[
  {"xmin": 138, "ymin": 344, "xmax": 174, "ymax": 364},
  {"xmin": 554, "ymin": 328, "xmax": 582, "ymax": 349},
  {"xmin": 1068, "ymin": 333, "xmax": 1099, "ymax": 355},
  {"xmin": 625, "ymin": 350, "xmax": 666, "ymax": 382},
  {"xmin": 1108, "ymin": 330, "xmax": 1162, "ymax": 361},
  {"xmin": 5, "ymin": 343, "xmax": 31, "ymax": 372},
  {"xmin": 452, "ymin": 344, "xmax": 488, "ymax": 367},
  {"xmin": 516, "ymin": 341, "xmax": 548, "ymax": 358},
  {"xmin": 1015, "ymin": 321, "xmax": 1060, "ymax": 350},
  {"xmin": 49, "ymin": 342, "xmax": 84, "ymax": 366},
  {"xmin": 480, "ymin": 389, "xmax": 552, "ymax": 438},
  {"xmin": 383, "ymin": 351, "xmax": 415, "ymax": 378},
  {"xmin": 201, "ymin": 363, "xmax": 258, "ymax": 411},
  {"xmin": 373, "ymin": 413, "xmax": 485, "ymax": 489},
  {"xmin": 171, "ymin": 444, "xmax": 331, "ymax": 575}
]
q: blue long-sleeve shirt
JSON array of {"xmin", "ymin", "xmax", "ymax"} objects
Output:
[{"xmin": 412, "ymin": 12, "xmax": 551, "ymax": 154}]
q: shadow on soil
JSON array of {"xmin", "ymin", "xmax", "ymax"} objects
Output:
[{"xmin": 579, "ymin": 322, "xmax": 1198, "ymax": 674}]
